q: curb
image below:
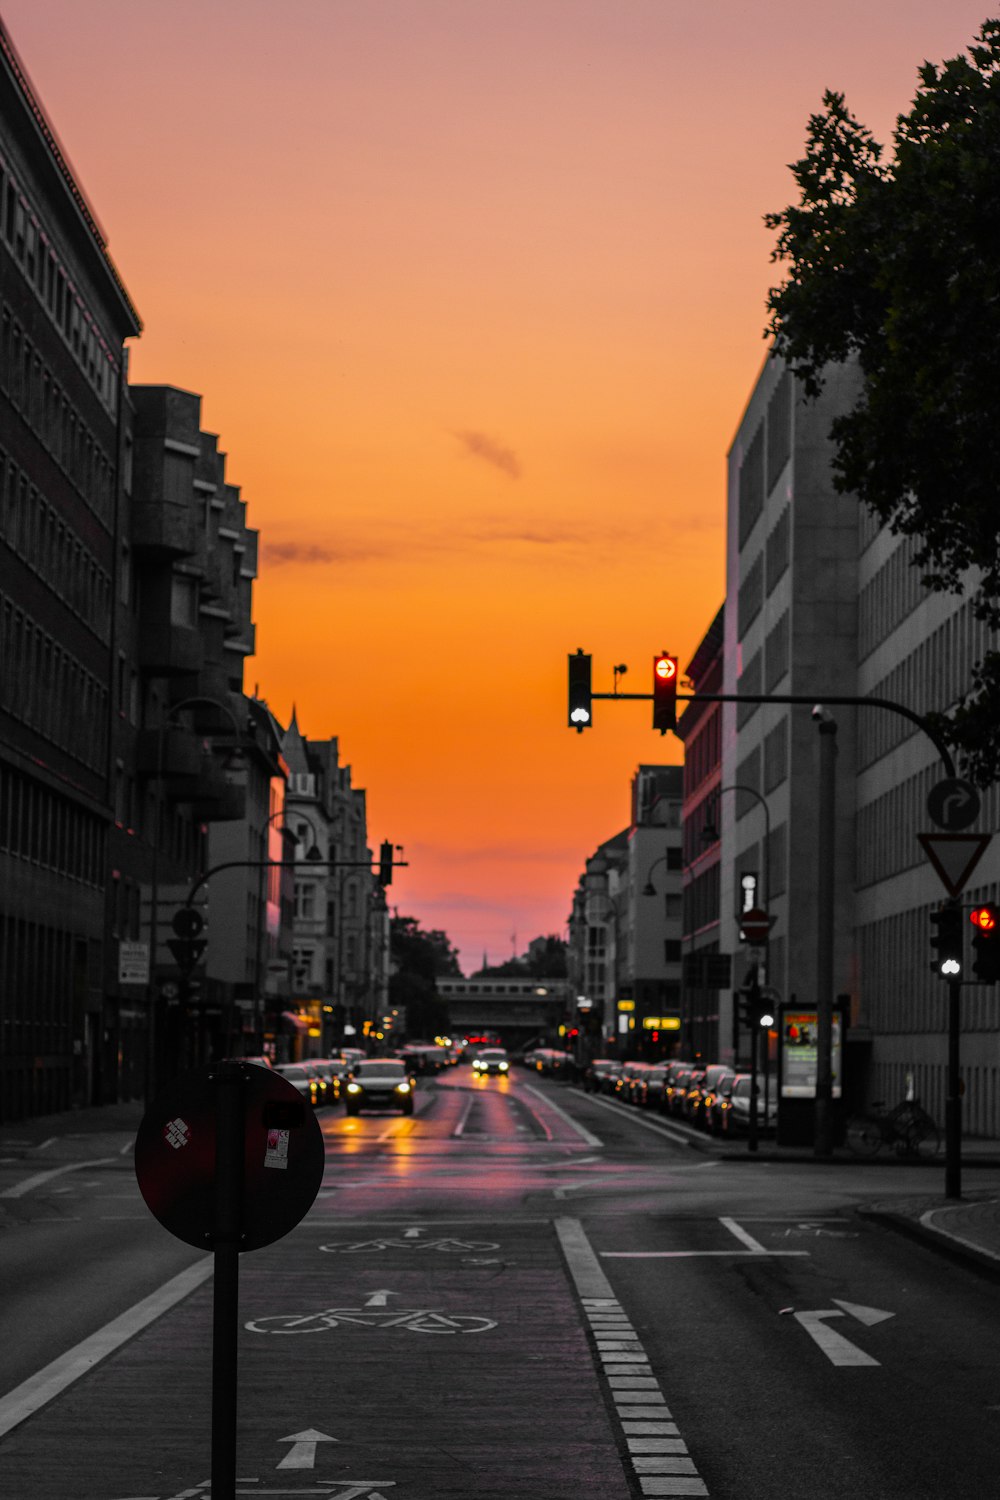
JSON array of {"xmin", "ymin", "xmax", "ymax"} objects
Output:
[{"xmin": 859, "ymin": 1207, "xmax": 1000, "ymax": 1282}]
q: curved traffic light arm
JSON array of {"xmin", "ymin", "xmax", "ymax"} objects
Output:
[{"xmin": 184, "ymin": 856, "xmax": 408, "ymax": 909}]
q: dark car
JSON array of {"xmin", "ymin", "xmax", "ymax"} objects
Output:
[
  {"xmin": 615, "ymin": 1061, "xmax": 650, "ymax": 1104},
  {"xmin": 583, "ymin": 1059, "xmax": 618, "ymax": 1093},
  {"xmin": 665, "ymin": 1064, "xmax": 695, "ymax": 1116},
  {"xmin": 704, "ymin": 1069, "xmax": 737, "ymax": 1134},
  {"xmin": 272, "ymin": 1062, "xmax": 321, "ymax": 1107},
  {"xmin": 686, "ymin": 1063, "xmax": 731, "ymax": 1128},
  {"xmin": 638, "ymin": 1064, "xmax": 669, "ymax": 1109},
  {"xmin": 344, "ymin": 1059, "xmax": 415, "ymax": 1116},
  {"xmin": 472, "ymin": 1046, "xmax": 510, "ymax": 1076}
]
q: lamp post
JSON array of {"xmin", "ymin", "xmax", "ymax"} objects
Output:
[
  {"xmin": 254, "ymin": 808, "xmax": 322, "ymax": 1058},
  {"xmin": 145, "ymin": 695, "xmax": 245, "ymax": 1102}
]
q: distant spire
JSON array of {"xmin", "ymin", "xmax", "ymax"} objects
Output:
[{"xmin": 289, "ymin": 702, "xmax": 298, "ymax": 730}]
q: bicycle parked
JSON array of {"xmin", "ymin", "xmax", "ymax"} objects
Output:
[{"xmin": 845, "ymin": 1098, "xmax": 941, "ymax": 1159}]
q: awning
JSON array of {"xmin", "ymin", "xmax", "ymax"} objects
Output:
[{"xmin": 280, "ymin": 1011, "xmax": 308, "ymax": 1032}]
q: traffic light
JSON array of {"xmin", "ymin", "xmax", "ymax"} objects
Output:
[
  {"xmin": 568, "ymin": 649, "xmax": 592, "ymax": 732},
  {"xmin": 652, "ymin": 653, "xmax": 678, "ymax": 735},
  {"xmin": 378, "ymin": 840, "xmax": 394, "ymax": 887},
  {"xmin": 930, "ymin": 901, "xmax": 963, "ymax": 978},
  {"xmin": 970, "ymin": 904, "xmax": 1000, "ymax": 983},
  {"xmin": 167, "ymin": 906, "xmax": 206, "ymax": 975}
]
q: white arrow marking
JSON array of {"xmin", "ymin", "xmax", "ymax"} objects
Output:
[
  {"xmin": 276, "ymin": 1427, "xmax": 337, "ymax": 1469},
  {"xmin": 403, "ymin": 1227, "xmax": 424, "ymax": 1238},
  {"xmin": 831, "ymin": 1298, "xmax": 894, "ymax": 1326},
  {"xmin": 793, "ymin": 1310, "xmax": 880, "ymax": 1366},
  {"xmin": 364, "ymin": 1289, "xmax": 398, "ymax": 1307}
]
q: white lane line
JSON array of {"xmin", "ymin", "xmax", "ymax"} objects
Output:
[
  {"xmin": 452, "ymin": 1096, "xmax": 475, "ymax": 1138},
  {"xmin": 719, "ymin": 1217, "xmax": 767, "ymax": 1253},
  {"xmin": 577, "ymin": 1093, "xmax": 697, "ymax": 1147},
  {"xmin": 0, "ymin": 1256, "xmax": 214, "ymax": 1437},
  {"xmin": 558, "ymin": 1218, "xmax": 709, "ymax": 1497},
  {"xmin": 522, "ymin": 1085, "xmax": 602, "ymax": 1148},
  {"xmin": 0, "ymin": 1157, "xmax": 117, "ymax": 1199},
  {"xmin": 602, "ymin": 1249, "xmax": 809, "ymax": 1259}
]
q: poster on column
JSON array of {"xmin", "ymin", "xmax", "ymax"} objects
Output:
[{"xmin": 780, "ymin": 1010, "xmax": 843, "ymax": 1098}]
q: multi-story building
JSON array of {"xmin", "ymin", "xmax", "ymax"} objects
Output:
[
  {"xmin": 567, "ymin": 765, "xmax": 683, "ymax": 1056},
  {"xmin": 0, "ymin": 18, "xmax": 141, "ymax": 1117},
  {"xmin": 677, "ymin": 606, "xmax": 726, "ymax": 1060},
  {"xmin": 717, "ymin": 351, "xmax": 1000, "ymax": 1135}
]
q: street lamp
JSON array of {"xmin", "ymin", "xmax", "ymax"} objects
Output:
[
  {"xmin": 145, "ymin": 695, "xmax": 246, "ymax": 1101},
  {"xmin": 255, "ymin": 807, "xmax": 323, "ymax": 1055},
  {"xmin": 700, "ymin": 782, "xmax": 771, "ymax": 916}
]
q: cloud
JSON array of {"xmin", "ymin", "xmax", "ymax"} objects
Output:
[
  {"xmin": 264, "ymin": 540, "xmax": 387, "ymax": 566},
  {"xmin": 454, "ymin": 429, "xmax": 522, "ymax": 480}
]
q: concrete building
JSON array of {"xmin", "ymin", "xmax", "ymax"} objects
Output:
[
  {"xmin": 0, "ymin": 18, "xmax": 141, "ymax": 1116},
  {"xmin": 718, "ymin": 351, "xmax": 1000, "ymax": 1135},
  {"xmin": 567, "ymin": 765, "xmax": 683, "ymax": 1056}
]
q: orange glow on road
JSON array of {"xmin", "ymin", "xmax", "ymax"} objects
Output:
[{"xmin": 4, "ymin": 1, "xmax": 989, "ymax": 968}]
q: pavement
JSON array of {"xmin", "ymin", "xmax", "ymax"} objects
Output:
[{"xmin": 5, "ymin": 1094, "xmax": 1000, "ymax": 1283}]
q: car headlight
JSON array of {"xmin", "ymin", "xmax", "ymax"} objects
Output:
[
  {"xmin": 473, "ymin": 1059, "xmax": 483, "ymax": 1068},
  {"xmin": 346, "ymin": 1082, "xmax": 362, "ymax": 1094},
  {"xmin": 395, "ymin": 1082, "xmax": 411, "ymax": 1094},
  {"xmin": 499, "ymin": 1062, "xmax": 509, "ymax": 1071}
]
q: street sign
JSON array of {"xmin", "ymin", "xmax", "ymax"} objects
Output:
[
  {"xmin": 739, "ymin": 907, "xmax": 774, "ymax": 945},
  {"xmin": 917, "ymin": 832, "xmax": 992, "ymax": 899},
  {"xmin": 926, "ymin": 777, "xmax": 981, "ymax": 831},
  {"xmin": 118, "ymin": 940, "xmax": 149, "ymax": 985},
  {"xmin": 134, "ymin": 1063, "xmax": 325, "ymax": 1251}
]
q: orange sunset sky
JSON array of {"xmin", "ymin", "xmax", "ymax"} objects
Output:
[{"xmin": 5, "ymin": 2, "xmax": 991, "ymax": 970}]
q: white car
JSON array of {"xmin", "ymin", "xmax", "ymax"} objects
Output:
[{"xmin": 472, "ymin": 1047, "xmax": 509, "ymax": 1076}]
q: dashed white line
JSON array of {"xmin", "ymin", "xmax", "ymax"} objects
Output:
[{"xmin": 556, "ymin": 1217, "xmax": 709, "ymax": 1497}]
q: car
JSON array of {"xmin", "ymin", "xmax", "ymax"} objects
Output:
[
  {"xmin": 401, "ymin": 1044, "xmax": 449, "ymax": 1075},
  {"xmin": 703, "ymin": 1069, "xmax": 737, "ymax": 1134},
  {"xmin": 583, "ymin": 1059, "xmax": 619, "ymax": 1093},
  {"xmin": 311, "ymin": 1057, "xmax": 351, "ymax": 1101},
  {"xmin": 272, "ymin": 1062, "xmax": 321, "ymax": 1107},
  {"xmin": 664, "ymin": 1064, "xmax": 695, "ymax": 1116},
  {"xmin": 340, "ymin": 1047, "xmax": 367, "ymax": 1068},
  {"xmin": 615, "ymin": 1061, "xmax": 651, "ymax": 1104},
  {"xmin": 343, "ymin": 1059, "xmax": 415, "ymax": 1115},
  {"xmin": 472, "ymin": 1047, "xmax": 510, "ymax": 1076},
  {"xmin": 598, "ymin": 1062, "xmax": 624, "ymax": 1095},
  {"xmin": 686, "ymin": 1063, "xmax": 731, "ymax": 1127},
  {"xmin": 719, "ymin": 1073, "xmax": 778, "ymax": 1135},
  {"xmin": 638, "ymin": 1064, "xmax": 670, "ymax": 1109}
]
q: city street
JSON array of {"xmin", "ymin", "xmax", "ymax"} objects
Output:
[{"xmin": 1, "ymin": 1067, "xmax": 999, "ymax": 1499}]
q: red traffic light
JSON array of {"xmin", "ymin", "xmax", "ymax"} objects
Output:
[
  {"xmin": 970, "ymin": 905, "xmax": 998, "ymax": 932},
  {"xmin": 652, "ymin": 652, "xmax": 678, "ymax": 735}
]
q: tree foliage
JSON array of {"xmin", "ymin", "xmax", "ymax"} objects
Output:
[
  {"xmin": 388, "ymin": 914, "xmax": 461, "ymax": 1039},
  {"xmin": 764, "ymin": 20, "xmax": 1000, "ymax": 782},
  {"xmin": 471, "ymin": 935, "xmax": 568, "ymax": 980}
]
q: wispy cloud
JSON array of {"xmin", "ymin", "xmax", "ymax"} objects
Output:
[
  {"xmin": 264, "ymin": 540, "xmax": 389, "ymax": 567},
  {"xmin": 454, "ymin": 430, "xmax": 522, "ymax": 480}
]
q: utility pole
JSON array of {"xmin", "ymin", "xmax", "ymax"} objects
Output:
[{"xmin": 814, "ymin": 711, "xmax": 837, "ymax": 1157}]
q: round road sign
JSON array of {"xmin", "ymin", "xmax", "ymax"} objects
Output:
[
  {"xmin": 927, "ymin": 777, "xmax": 981, "ymax": 831},
  {"xmin": 134, "ymin": 1063, "xmax": 325, "ymax": 1251},
  {"xmin": 739, "ymin": 906, "xmax": 774, "ymax": 945}
]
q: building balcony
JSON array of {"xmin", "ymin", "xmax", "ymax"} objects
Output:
[
  {"xmin": 130, "ymin": 499, "xmax": 197, "ymax": 558},
  {"xmin": 137, "ymin": 622, "xmax": 203, "ymax": 677},
  {"xmin": 135, "ymin": 724, "xmax": 204, "ymax": 782},
  {"xmin": 187, "ymin": 784, "xmax": 246, "ymax": 823}
]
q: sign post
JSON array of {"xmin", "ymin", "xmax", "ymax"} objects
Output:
[{"xmin": 135, "ymin": 1063, "xmax": 325, "ymax": 1498}]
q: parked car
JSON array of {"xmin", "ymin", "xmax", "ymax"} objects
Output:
[
  {"xmin": 312, "ymin": 1057, "xmax": 351, "ymax": 1101},
  {"xmin": 638, "ymin": 1064, "xmax": 670, "ymax": 1109},
  {"xmin": 272, "ymin": 1062, "xmax": 321, "ymax": 1107},
  {"xmin": 686, "ymin": 1064, "xmax": 731, "ymax": 1128},
  {"xmin": 344, "ymin": 1059, "xmax": 415, "ymax": 1116},
  {"xmin": 583, "ymin": 1059, "xmax": 619, "ymax": 1093},
  {"xmin": 599, "ymin": 1062, "xmax": 624, "ymax": 1095},
  {"xmin": 665, "ymin": 1064, "xmax": 695, "ymax": 1117},
  {"xmin": 719, "ymin": 1073, "xmax": 778, "ymax": 1135},
  {"xmin": 615, "ymin": 1061, "xmax": 651, "ymax": 1104},
  {"xmin": 472, "ymin": 1046, "xmax": 510, "ymax": 1076},
  {"xmin": 703, "ymin": 1069, "xmax": 737, "ymax": 1134}
]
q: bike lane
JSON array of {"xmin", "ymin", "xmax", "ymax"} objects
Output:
[{"xmin": 0, "ymin": 1206, "xmax": 635, "ymax": 1500}]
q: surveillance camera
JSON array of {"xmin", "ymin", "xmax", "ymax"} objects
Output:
[{"xmin": 811, "ymin": 703, "xmax": 826, "ymax": 721}]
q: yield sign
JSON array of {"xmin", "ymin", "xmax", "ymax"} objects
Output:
[{"xmin": 917, "ymin": 833, "xmax": 992, "ymax": 898}]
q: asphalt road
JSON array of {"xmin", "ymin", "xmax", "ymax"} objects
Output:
[{"xmin": 0, "ymin": 1067, "xmax": 998, "ymax": 1499}]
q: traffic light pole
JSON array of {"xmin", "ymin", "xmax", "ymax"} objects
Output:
[
  {"xmin": 946, "ymin": 978, "xmax": 962, "ymax": 1200},
  {"xmin": 814, "ymin": 715, "xmax": 837, "ymax": 1157}
]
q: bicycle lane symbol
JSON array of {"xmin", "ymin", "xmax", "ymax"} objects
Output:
[
  {"xmin": 245, "ymin": 1306, "xmax": 498, "ymax": 1334},
  {"xmin": 319, "ymin": 1236, "xmax": 500, "ymax": 1253},
  {"xmin": 146, "ymin": 1480, "xmax": 398, "ymax": 1499}
]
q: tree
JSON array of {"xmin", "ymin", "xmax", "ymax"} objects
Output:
[
  {"xmin": 471, "ymin": 935, "xmax": 568, "ymax": 980},
  {"xmin": 389, "ymin": 915, "xmax": 461, "ymax": 1039},
  {"xmin": 764, "ymin": 19, "xmax": 1000, "ymax": 783}
]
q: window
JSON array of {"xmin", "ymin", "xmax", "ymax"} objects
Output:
[{"xmin": 664, "ymin": 940, "xmax": 682, "ymax": 963}]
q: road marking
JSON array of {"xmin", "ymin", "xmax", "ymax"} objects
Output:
[
  {"xmin": 602, "ymin": 1216, "xmax": 808, "ymax": 1260},
  {"xmin": 363, "ymin": 1289, "xmax": 397, "ymax": 1307},
  {"xmin": 791, "ymin": 1302, "xmax": 893, "ymax": 1367},
  {"xmin": 522, "ymin": 1085, "xmax": 602, "ymax": 1147},
  {"xmin": 452, "ymin": 1096, "xmax": 475, "ymax": 1137},
  {"xmin": 556, "ymin": 1218, "xmax": 709, "ymax": 1496},
  {"xmin": 577, "ymin": 1093, "xmax": 697, "ymax": 1147},
  {"xmin": 719, "ymin": 1216, "xmax": 766, "ymax": 1252},
  {"xmin": 276, "ymin": 1428, "xmax": 337, "ymax": 1469},
  {"xmin": 0, "ymin": 1156, "xmax": 117, "ymax": 1199},
  {"xmin": 0, "ymin": 1256, "xmax": 214, "ymax": 1437}
]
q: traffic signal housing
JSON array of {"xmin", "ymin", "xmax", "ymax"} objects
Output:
[
  {"xmin": 568, "ymin": 649, "xmax": 592, "ymax": 732},
  {"xmin": 378, "ymin": 840, "xmax": 394, "ymax": 887},
  {"xmin": 970, "ymin": 904, "xmax": 1000, "ymax": 983},
  {"xmin": 930, "ymin": 901, "xmax": 963, "ymax": 978},
  {"xmin": 652, "ymin": 653, "xmax": 678, "ymax": 735}
]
